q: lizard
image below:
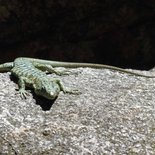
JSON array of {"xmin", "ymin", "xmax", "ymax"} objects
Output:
[{"xmin": 0, "ymin": 57, "xmax": 155, "ymax": 100}]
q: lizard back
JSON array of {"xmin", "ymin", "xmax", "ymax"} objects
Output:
[{"xmin": 11, "ymin": 58, "xmax": 47, "ymax": 81}]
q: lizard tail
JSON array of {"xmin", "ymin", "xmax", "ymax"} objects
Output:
[{"xmin": 19, "ymin": 57, "xmax": 155, "ymax": 78}]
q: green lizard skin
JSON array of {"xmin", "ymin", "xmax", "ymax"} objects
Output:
[
  {"xmin": 0, "ymin": 58, "xmax": 79, "ymax": 100},
  {"xmin": 0, "ymin": 57, "xmax": 154, "ymax": 100}
]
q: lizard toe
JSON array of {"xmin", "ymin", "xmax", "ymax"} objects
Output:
[{"xmin": 18, "ymin": 89, "xmax": 31, "ymax": 99}]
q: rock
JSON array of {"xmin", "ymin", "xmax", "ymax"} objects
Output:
[{"xmin": 0, "ymin": 68, "xmax": 155, "ymax": 154}]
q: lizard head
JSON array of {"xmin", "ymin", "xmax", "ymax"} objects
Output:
[{"xmin": 33, "ymin": 79, "xmax": 60, "ymax": 100}]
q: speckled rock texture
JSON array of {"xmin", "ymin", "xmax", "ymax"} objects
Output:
[
  {"xmin": 0, "ymin": 1, "xmax": 155, "ymax": 68},
  {"xmin": 0, "ymin": 68, "xmax": 155, "ymax": 154}
]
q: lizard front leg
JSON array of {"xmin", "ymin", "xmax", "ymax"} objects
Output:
[
  {"xmin": 53, "ymin": 79, "xmax": 80, "ymax": 94},
  {"xmin": 17, "ymin": 77, "xmax": 30, "ymax": 99}
]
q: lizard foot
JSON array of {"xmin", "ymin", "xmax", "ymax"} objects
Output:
[
  {"xmin": 17, "ymin": 89, "xmax": 31, "ymax": 99},
  {"xmin": 63, "ymin": 88, "xmax": 81, "ymax": 94},
  {"xmin": 59, "ymin": 70, "xmax": 78, "ymax": 76},
  {"xmin": 54, "ymin": 79, "xmax": 81, "ymax": 95},
  {"xmin": 53, "ymin": 69, "xmax": 72, "ymax": 76}
]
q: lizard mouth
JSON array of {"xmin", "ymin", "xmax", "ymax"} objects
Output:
[{"xmin": 35, "ymin": 90, "xmax": 58, "ymax": 100}]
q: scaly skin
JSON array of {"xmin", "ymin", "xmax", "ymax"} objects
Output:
[
  {"xmin": 0, "ymin": 58, "xmax": 78, "ymax": 100},
  {"xmin": 0, "ymin": 57, "xmax": 154, "ymax": 100}
]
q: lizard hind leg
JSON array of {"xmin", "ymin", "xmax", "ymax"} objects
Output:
[
  {"xmin": 34, "ymin": 63, "xmax": 71, "ymax": 75},
  {"xmin": 0, "ymin": 62, "xmax": 14, "ymax": 72}
]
